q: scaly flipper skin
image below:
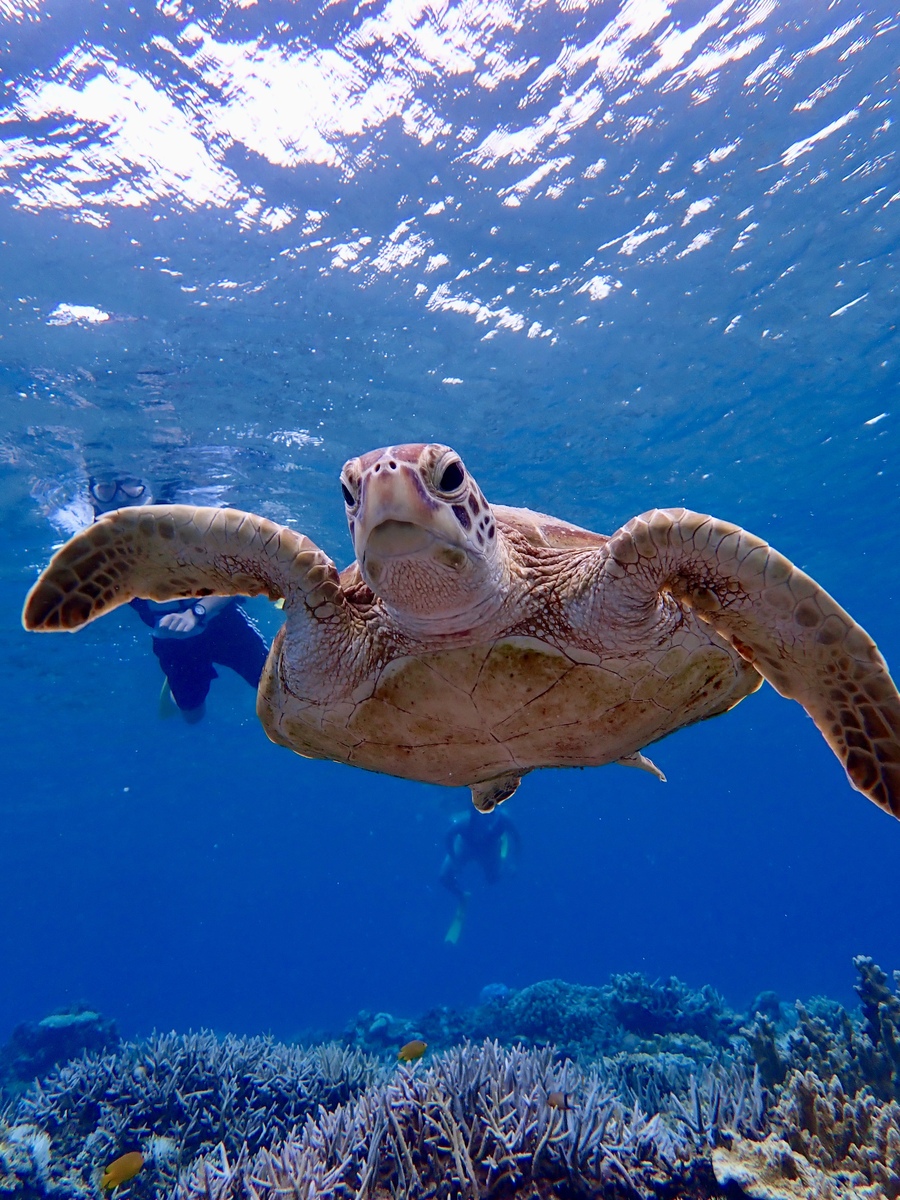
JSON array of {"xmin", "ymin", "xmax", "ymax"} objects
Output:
[
  {"xmin": 22, "ymin": 505, "xmax": 341, "ymax": 631},
  {"xmin": 597, "ymin": 508, "xmax": 900, "ymax": 817}
]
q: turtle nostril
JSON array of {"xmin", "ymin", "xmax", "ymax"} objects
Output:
[
  {"xmin": 374, "ymin": 464, "xmax": 381, "ymax": 473},
  {"xmin": 388, "ymin": 460, "xmax": 397, "ymax": 469}
]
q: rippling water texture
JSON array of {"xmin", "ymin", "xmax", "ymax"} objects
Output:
[{"xmin": 1, "ymin": 0, "xmax": 898, "ymax": 1038}]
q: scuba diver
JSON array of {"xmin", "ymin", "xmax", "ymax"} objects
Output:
[
  {"xmin": 88, "ymin": 475, "xmax": 270, "ymax": 723},
  {"xmin": 439, "ymin": 807, "xmax": 522, "ymax": 944}
]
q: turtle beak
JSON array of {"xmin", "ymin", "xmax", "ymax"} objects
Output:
[{"xmin": 354, "ymin": 459, "xmax": 468, "ymax": 578}]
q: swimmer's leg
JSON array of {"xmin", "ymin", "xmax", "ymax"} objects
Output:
[
  {"xmin": 158, "ymin": 679, "xmax": 178, "ymax": 719},
  {"xmin": 154, "ymin": 638, "xmax": 215, "ymax": 724},
  {"xmin": 209, "ymin": 603, "xmax": 270, "ymax": 689}
]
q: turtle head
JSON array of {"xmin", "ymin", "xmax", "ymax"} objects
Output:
[{"xmin": 340, "ymin": 444, "xmax": 506, "ymax": 631}]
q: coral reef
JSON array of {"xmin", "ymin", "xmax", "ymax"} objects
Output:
[
  {"xmin": 4, "ymin": 958, "xmax": 900, "ymax": 1200},
  {"xmin": 178, "ymin": 1040, "xmax": 763, "ymax": 1200},
  {"xmin": 713, "ymin": 1066, "xmax": 900, "ymax": 1198},
  {"xmin": 741, "ymin": 955, "xmax": 900, "ymax": 1102},
  {"xmin": 733, "ymin": 958, "xmax": 900, "ymax": 1198},
  {"xmin": 607, "ymin": 973, "xmax": 735, "ymax": 1045},
  {"xmin": 712, "ymin": 1136, "xmax": 879, "ymax": 1200},
  {"xmin": 3, "ymin": 1031, "xmax": 379, "ymax": 1200},
  {"xmin": 0, "ymin": 1008, "xmax": 118, "ymax": 1100},
  {"xmin": 0, "ymin": 1123, "xmax": 52, "ymax": 1200},
  {"xmin": 344, "ymin": 970, "xmax": 739, "ymax": 1064},
  {"xmin": 767, "ymin": 1068, "xmax": 900, "ymax": 1198}
]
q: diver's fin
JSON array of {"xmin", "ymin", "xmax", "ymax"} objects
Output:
[
  {"xmin": 616, "ymin": 751, "xmax": 666, "ymax": 782},
  {"xmin": 22, "ymin": 505, "xmax": 341, "ymax": 631},
  {"xmin": 444, "ymin": 897, "xmax": 469, "ymax": 945},
  {"xmin": 470, "ymin": 772, "xmax": 521, "ymax": 812}
]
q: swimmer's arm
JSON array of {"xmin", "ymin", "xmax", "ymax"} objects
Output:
[
  {"xmin": 193, "ymin": 595, "xmax": 232, "ymax": 618},
  {"xmin": 158, "ymin": 595, "xmax": 232, "ymax": 634}
]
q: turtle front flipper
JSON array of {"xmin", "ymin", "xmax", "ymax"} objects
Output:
[
  {"xmin": 597, "ymin": 508, "xmax": 900, "ymax": 819},
  {"xmin": 23, "ymin": 505, "xmax": 341, "ymax": 632}
]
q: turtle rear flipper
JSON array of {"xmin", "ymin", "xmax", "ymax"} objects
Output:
[
  {"xmin": 599, "ymin": 508, "xmax": 900, "ymax": 818},
  {"xmin": 23, "ymin": 505, "xmax": 340, "ymax": 632},
  {"xmin": 470, "ymin": 773, "xmax": 522, "ymax": 813}
]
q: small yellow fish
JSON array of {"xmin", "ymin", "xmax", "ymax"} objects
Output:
[
  {"xmin": 397, "ymin": 1039, "xmax": 427, "ymax": 1062},
  {"xmin": 101, "ymin": 1151, "xmax": 144, "ymax": 1190}
]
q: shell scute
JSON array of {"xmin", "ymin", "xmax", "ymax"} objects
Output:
[
  {"xmin": 409, "ymin": 644, "xmax": 492, "ymax": 695},
  {"xmin": 471, "ymin": 639, "xmax": 571, "ymax": 725},
  {"xmin": 490, "ymin": 663, "xmax": 632, "ymax": 741},
  {"xmin": 369, "ymin": 655, "xmax": 483, "ymax": 729}
]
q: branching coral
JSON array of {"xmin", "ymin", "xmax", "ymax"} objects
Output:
[
  {"xmin": 852, "ymin": 955, "xmax": 900, "ymax": 1099},
  {"xmin": 741, "ymin": 956, "xmax": 900, "ymax": 1105},
  {"xmin": 178, "ymin": 1040, "xmax": 763, "ymax": 1200},
  {"xmin": 8, "ymin": 1032, "xmax": 379, "ymax": 1200},
  {"xmin": 733, "ymin": 958, "xmax": 900, "ymax": 1200},
  {"xmin": 770, "ymin": 1068, "xmax": 900, "ymax": 1198},
  {"xmin": 712, "ymin": 1136, "xmax": 880, "ymax": 1200}
]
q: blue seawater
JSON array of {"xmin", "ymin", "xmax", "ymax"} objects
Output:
[{"xmin": 1, "ymin": 0, "xmax": 898, "ymax": 1047}]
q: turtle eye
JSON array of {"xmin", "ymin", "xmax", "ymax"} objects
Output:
[
  {"xmin": 436, "ymin": 460, "xmax": 465, "ymax": 493},
  {"xmin": 341, "ymin": 481, "xmax": 356, "ymax": 507}
]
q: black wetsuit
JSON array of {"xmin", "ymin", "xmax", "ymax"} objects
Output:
[{"xmin": 130, "ymin": 598, "xmax": 268, "ymax": 710}]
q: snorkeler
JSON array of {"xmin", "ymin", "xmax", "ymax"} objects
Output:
[
  {"xmin": 439, "ymin": 808, "xmax": 521, "ymax": 944},
  {"xmin": 88, "ymin": 476, "xmax": 270, "ymax": 724}
]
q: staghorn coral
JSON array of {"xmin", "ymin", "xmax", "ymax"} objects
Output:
[
  {"xmin": 177, "ymin": 1040, "xmax": 763, "ymax": 1200},
  {"xmin": 604, "ymin": 1048, "xmax": 757, "ymax": 1124},
  {"xmin": 8, "ymin": 1032, "xmax": 379, "ymax": 1200}
]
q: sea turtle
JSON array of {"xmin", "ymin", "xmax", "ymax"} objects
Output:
[{"xmin": 22, "ymin": 442, "xmax": 900, "ymax": 818}]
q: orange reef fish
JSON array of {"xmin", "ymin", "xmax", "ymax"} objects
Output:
[
  {"xmin": 398, "ymin": 1039, "xmax": 427, "ymax": 1062},
  {"xmin": 101, "ymin": 1151, "xmax": 144, "ymax": 1189}
]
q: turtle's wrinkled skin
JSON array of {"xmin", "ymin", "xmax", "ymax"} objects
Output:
[{"xmin": 23, "ymin": 443, "xmax": 900, "ymax": 817}]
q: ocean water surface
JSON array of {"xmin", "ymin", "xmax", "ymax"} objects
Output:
[{"xmin": 1, "ymin": 0, "xmax": 899, "ymax": 1049}]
